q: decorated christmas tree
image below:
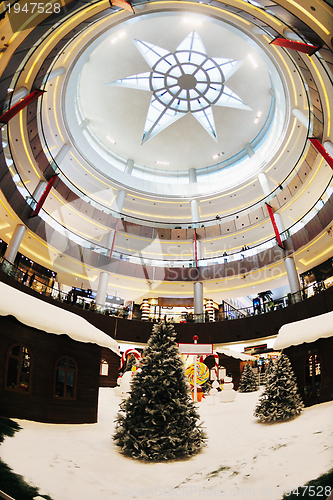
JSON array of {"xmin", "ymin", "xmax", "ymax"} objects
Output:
[
  {"xmin": 113, "ymin": 321, "xmax": 206, "ymax": 460},
  {"xmin": 264, "ymin": 357, "xmax": 276, "ymax": 385},
  {"xmin": 254, "ymin": 353, "xmax": 304, "ymax": 422},
  {"xmin": 124, "ymin": 353, "xmax": 137, "ymax": 373},
  {"xmin": 238, "ymin": 363, "xmax": 259, "ymax": 392}
]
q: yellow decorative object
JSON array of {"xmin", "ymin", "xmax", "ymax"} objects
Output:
[{"xmin": 185, "ymin": 362, "xmax": 209, "ymax": 386}]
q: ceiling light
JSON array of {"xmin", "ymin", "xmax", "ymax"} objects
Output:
[
  {"xmin": 248, "ymin": 54, "xmax": 258, "ymax": 68},
  {"xmin": 106, "ymin": 135, "xmax": 116, "ymax": 144},
  {"xmin": 156, "ymin": 161, "xmax": 169, "ymax": 165},
  {"xmin": 183, "ymin": 17, "xmax": 202, "ymax": 25},
  {"xmin": 212, "ymin": 152, "xmax": 224, "ymax": 159},
  {"xmin": 111, "ymin": 31, "xmax": 126, "ymax": 44}
]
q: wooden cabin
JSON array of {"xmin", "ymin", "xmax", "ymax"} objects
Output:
[
  {"xmin": 274, "ymin": 311, "xmax": 333, "ymax": 407},
  {"xmin": 0, "ymin": 282, "xmax": 119, "ymax": 424}
]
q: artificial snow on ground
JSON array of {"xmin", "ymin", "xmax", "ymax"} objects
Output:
[{"xmin": 1, "ymin": 388, "xmax": 332, "ymax": 500}]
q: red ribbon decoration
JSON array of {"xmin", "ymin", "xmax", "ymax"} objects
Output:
[
  {"xmin": 309, "ymin": 138, "xmax": 333, "ymax": 170},
  {"xmin": 266, "ymin": 203, "xmax": 284, "ymax": 249},
  {"xmin": 270, "ymin": 37, "xmax": 319, "ymax": 56},
  {"xmin": 0, "ymin": 90, "xmax": 45, "ymax": 123}
]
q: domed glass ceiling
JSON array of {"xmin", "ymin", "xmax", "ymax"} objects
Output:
[
  {"xmin": 108, "ymin": 31, "xmax": 251, "ymax": 143},
  {"xmin": 60, "ymin": 10, "xmax": 287, "ymax": 196}
]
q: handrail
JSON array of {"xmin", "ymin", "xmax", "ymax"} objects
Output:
[{"xmin": 0, "ymin": 253, "xmax": 330, "ymax": 323}]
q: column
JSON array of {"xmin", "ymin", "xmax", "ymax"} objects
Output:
[
  {"xmin": 245, "ymin": 143, "xmax": 255, "ymax": 158},
  {"xmin": 4, "ymin": 180, "xmax": 48, "ymax": 264},
  {"xmin": 292, "ymin": 108, "xmax": 310, "ymax": 129},
  {"xmin": 190, "ymin": 199, "xmax": 200, "ymax": 224},
  {"xmin": 11, "ymin": 87, "xmax": 28, "ymax": 106},
  {"xmin": 80, "ymin": 118, "xmax": 89, "ymax": 130},
  {"xmin": 189, "ymin": 167, "xmax": 197, "ymax": 183},
  {"xmin": 125, "ymin": 159, "xmax": 134, "ymax": 174},
  {"xmin": 4, "ymin": 224, "xmax": 26, "ymax": 264},
  {"xmin": 96, "ymin": 271, "xmax": 109, "ymax": 307},
  {"xmin": 258, "ymin": 172, "xmax": 300, "ymax": 294},
  {"xmin": 323, "ymin": 140, "xmax": 333, "ymax": 157},
  {"xmin": 47, "ymin": 67, "xmax": 65, "ymax": 82},
  {"xmin": 194, "ymin": 281, "xmax": 203, "ymax": 320},
  {"xmin": 54, "ymin": 143, "xmax": 70, "ymax": 165},
  {"xmin": 97, "ymin": 190, "xmax": 126, "ymax": 304}
]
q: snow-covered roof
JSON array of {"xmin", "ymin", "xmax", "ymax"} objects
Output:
[
  {"xmin": 0, "ymin": 282, "xmax": 119, "ymax": 353},
  {"xmin": 215, "ymin": 348, "xmax": 256, "ymax": 361},
  {"xmin": 274, "ymin": 310, "xmax": 333, "ymax": 350}
]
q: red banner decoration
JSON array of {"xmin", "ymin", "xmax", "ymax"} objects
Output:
[
  {"xmin": 266, "ymin": 203, "xmax": 284, "ymax": 249},
  {"xmin": 309, "ymin": 138, "xmax": 333, "ymax": 170},
  {"xmin": 194, "ymin": 230, "xmax": 198, "ymax": 268},
  {"xmin": 270, "ymin": 37, "xmax": 319, "ymax": 56},
  {"xmin": 31, "ymin": 174, "xmax": 58, "ymax": 217},
  {"xmin": 0, "ymin": 90, "xmax": 45, "ymax": 123},
  {"xmin": 109, "ymin": 0, "xmax": 134, "ymax": 13}
]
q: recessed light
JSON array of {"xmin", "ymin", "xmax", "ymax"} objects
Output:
[{"xmin": 156, "ymin": 160, "xmax": 169, "ymax": 165}]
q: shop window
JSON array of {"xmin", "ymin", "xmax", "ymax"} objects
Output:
[
  {"xmin": 5, "ymin": 344, "xmax": 32, "ymax": 393},
  {"xmin": 304, "ymin": 354, "xmax": 321, "ymax": 399},
  {"xmin": 100, "ymin": 359, "xmax": 109, "ymax": 376},
  {"xmin": 54, "ymin": 357, "xmax": 77, "ymax": 399}
]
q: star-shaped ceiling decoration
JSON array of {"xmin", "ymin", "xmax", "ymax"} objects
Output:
[{"xmin": 108, "ymin": 31, "xmax": 251, "ymax": 144}]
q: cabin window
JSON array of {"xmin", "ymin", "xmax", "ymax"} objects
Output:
[
  {"xmin": 54, "ymin": 357, "xmax": 77, "ymax": 399},
  {"xmin": 304, "ymin": 354, "xmax": 321, "ymax": 399},
  {"xmin": 100, "ymin": 359, "xmax": 109, "ymax": 376},
  {"xmin": 5, "ymin": 344, "xmax": 32, "ymax": 393}
]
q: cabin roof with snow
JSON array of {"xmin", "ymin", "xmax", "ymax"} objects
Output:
[
  {"xmin": 0, "ymin": 282, "xmax": 119, "ymax": 353},
  {"xmin": 274, "ymin": 310, "xmax": 333, "ymax": 350}
]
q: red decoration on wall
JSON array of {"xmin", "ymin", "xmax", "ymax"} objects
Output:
[
  {"xmin": 31, "ymin": 174, "xmax": 58, "ymax": 217},
  {"xmin": 309, "ymin": 138, "xmax": 333, "ymax": 170},
  {"xmin": 266, "ymin": 203, "xmax": 284, "ymax": 249},
  {"xmin": 270, "ymin": 37, "xmax": 319, "ymax": 56},
  {"xmin": 0, "ymin": 90, "xmax": 45, "ymax": 123},
  {"xmin": 109, "ymin": 0, "xmax": 134, "ymax": 13}
]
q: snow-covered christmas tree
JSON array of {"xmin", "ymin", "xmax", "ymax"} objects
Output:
[
  {"xmin": 113, "ymin": 321, "xmax": 206, "ymax": 460},
  {"xmin": 254, "ymin": 353, "xmax": 304, "ymax": 422},
  {"xmin": 264, "ymin": 357, "xmax": 276, "ymax": 385},
  {"xmin": 238, "ymin": 363, "xmax": 258, "ymax": 392}
]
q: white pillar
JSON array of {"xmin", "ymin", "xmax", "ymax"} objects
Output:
[
  {"xmin": 4, "ymin": 224, "xmax": 26, "ymax": 263},
  {"xmin": 4, "ymin": 180, "xmax": 49, "ymax": 264},
  {"xmin": 283, "ymin": 28, "xmax": 302, "ymax": 42},
  {"xmin": 258, "ymin": 172, "xmax": 271, "ymax": 196},
  {"xmin": 190, "ymin": 199, "xmax": 200, "ymax": 224},
  {"xmin": 323, "ymin": 140, "xmax": 333, "ymax": 157},
  {"xmin": 125, "ymin": 159, "xmax": 134, "ymax": 174},
  {"xmin": 96, "ymin": 271, "xmax": 109, "ymax": 306},
  {"xmin": 258, "ymin": 172, "xmax": 300, "ymax": 294},
  {"xmin": 245, "ymin": 143, "xmax": 255, "ymax": 158},
  {"xmin": 54, "ymin": 143, "xmax": 70, "ymax": 165},
  {"xmin": 194, "ymin": 281, "xmax": 203, "ymax": 315},
  {"xmin": 292, "ymin": 108, "xmax": 310, "ymax": 129},
  {"xmin": 32, "ymin": 180, "xmax": 48, "ymax": 202},
  {"xmin": 285, "ymin": 256, "xmax": 300, "ymax": 294},
  {"xmin": 11, "ymin": 87, "xmax": 28, "ymax": 106},
  {"xmin": 114, "ymin": 189, "xmax": 126, "ymax": 212},
  {"xmin": 98, "ymin": 189, "xmax": 126, "ymax": 302},
  {"xmin": 193, "ymin": 239, "xmax": 201, "ymax": 262},
  {"xmin": 80, "ymin": 118, "xmax": 89, "ymax": 130},
  {"xmin": 47, "ymin": 67, "xmax": 65, "ymax": 81},
  {"xmin": 189, "ymin": 168, "xmax": 197, "ymax": 183}
]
